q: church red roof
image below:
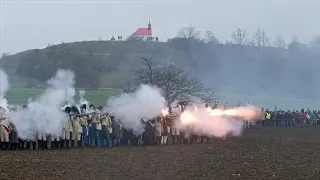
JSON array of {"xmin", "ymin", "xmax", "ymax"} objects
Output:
[{"xmin": 132, "ymin": 28, "xmax": 152, "ymax": 35}]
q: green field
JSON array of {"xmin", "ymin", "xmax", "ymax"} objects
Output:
[
  {"xmin": 4, "ymin": 88, "xmax": 320, "ymax": 110},
  {"xmin": 5, "ymin": 88, "xmax": 122, "ymax": 105}
]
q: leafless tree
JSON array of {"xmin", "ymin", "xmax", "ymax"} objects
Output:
[
  {"xmin": 249, "ymin": 40, "xmax": 256, "ymax": 46},
  {"xmin": 273, "ymin": 36, "xmax": 287, "ymax": 49},
  {"xmin": 288, "ymin": 35, "xmax": 301, "ymax": 49},
  {"xmin": 204, "ymin": 31, "xmax": 219, "ymax": 43},
  {"xmin": 177, "ymin": 25, "xmax": 201, "ymax": 40},
  {"xmin": 290, "ymin": 35, "xmax": 300, "ymax": 44},
  {"xmin": 252, "ymin": 29, "xmax": 270, "ymax": 47},
  {"xmin": 121, "ymin": 56, "xmax": 214, "ymax": 105},
  {"xmin": 231, "ymin": 28, "xmax": 248, "ymax": 45},
  {"xmin": 309, "ymin": 36, "xmax": 320, "ymax": 52}
]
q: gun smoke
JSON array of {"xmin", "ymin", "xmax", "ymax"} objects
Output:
[
  {"xmin": 106, "ymin": 84, "xmax": 166, "ymax": 135},
  {"xmin": 9, "ymin": 69, "xmax": 76, "ymax": 140},
  {"xmin": 0, "ymin": 69, "xmax": 9, "ymax": 111}
]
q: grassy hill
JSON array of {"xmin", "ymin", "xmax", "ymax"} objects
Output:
[{"xmin": 1, "ymin": 39, "xmax": 320, "ymax": 109}]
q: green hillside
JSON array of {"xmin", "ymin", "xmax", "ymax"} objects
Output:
[
  {"xmin": 5, "ymin": 88, "xmax": 122, "ymax": 105},
  {"xmin": 1, "ymin": 39, "xmax": 320, "ymax": 109}
]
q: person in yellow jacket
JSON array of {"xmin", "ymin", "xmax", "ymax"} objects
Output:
[
  {"xmin": 266, "ymin": 111, "xmax": 271, "ymax": 125},
  {"xmin": 260, "ymin": 108, "xmax": 266, "ymax": 126}
]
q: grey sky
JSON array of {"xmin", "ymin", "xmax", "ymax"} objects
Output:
[{"xmin": 1, "ymin": 0, "xmax": 319, "ymax": 54}]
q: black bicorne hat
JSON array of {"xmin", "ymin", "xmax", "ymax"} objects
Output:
[
  {"xmin": 80, "ymin": 104, "xmax": 87, "ymax": 109},
  {"xmin": 71, "ymin": 106, "xmax": 80, "ymax": 114},
  {"xmin": 64, "ymin": 107, "xmax": 71, "ymax": 113},
  {"xmin": 89, "ymin": 104, "xmax": 95, "ymax": 108}
]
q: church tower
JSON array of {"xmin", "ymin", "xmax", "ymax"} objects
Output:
[{"xmin": 148, "ymin": 20, "xmax": 152, "ymax": 30}]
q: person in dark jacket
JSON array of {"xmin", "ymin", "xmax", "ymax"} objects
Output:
[
  {"xmin": 9, "ymin": 123, "xmax": 18, "ymax": 150},
  {"xmin": 143, "ymin": 119, "xmax": 156, "ymax": 146},
  {"xmin": 111, "ymin": 117, "xmax": 121, "ymax": 146}
]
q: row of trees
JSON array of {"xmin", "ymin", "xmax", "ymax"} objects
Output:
[{"xmin": 176, "ymin": 25, "xmax": 320, "ymax": 51}]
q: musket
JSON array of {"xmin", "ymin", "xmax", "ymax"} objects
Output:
[{"xmin": 69, "ymin": 112, "xmax": 109, "ymax": 117}]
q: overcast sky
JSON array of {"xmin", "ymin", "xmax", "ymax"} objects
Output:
[{"xmin": 0, "ymin": 0, "xmax": 319, "ymax": 54}]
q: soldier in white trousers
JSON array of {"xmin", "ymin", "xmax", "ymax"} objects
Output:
[
  {"xmin": 60, "ymin": 107, "xmax": 72, "ymax": 148},
  {"xmin": 154, "ymin": 117, "xmax": 162, "ymax": 145},
  {"xmin": 170, "ymin": 114, "xmax": 180, "ymax": 145},
  {"xmin": 72, "ymin": 116, "xmax": 82, "ymax": 148},
  {"xmin": 0, "ymin": 108, "xmax": 10, "ymax": 150},
  {"xmin": 51, "ymin": 133, "xmax": 60, "ymax": 150},
  {"xmin": 61, "ymin": 116, "xmax": 73, "ymax": 149}
]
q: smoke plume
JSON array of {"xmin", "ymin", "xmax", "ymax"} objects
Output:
[
  {"xmin": 10, "ymin": 69, "xmax": 76, "ymax": 140},
  {"xmin": 106, "ymin": 84, "xmax": 165, "ymax": 135},
  {"xmin": 0, "ymin": 69, "xmax": 9, "ymax": 111},
  {"xmin": 78, "ymin": 90, "xmax": 88, "ymax": 104}
]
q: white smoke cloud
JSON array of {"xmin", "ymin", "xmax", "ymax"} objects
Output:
[
  {"xmin": 78, "ymin": 90, "xmax": 89, "ymax": 105},
  {"xmin": 106, "ymin": 84, "xmax": 166, "ymax": 135},
  {"xmin": 9, "ymin": 69, "xmax": 76, "ymax": 140},
  {"xmin": 0, "ymin": 69, "xmax": 9, "ymax": 111}
]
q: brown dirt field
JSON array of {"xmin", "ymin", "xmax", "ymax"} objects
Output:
[{"xmin": 1, "ymin": 127, "xmax": 320, "ymax": 180}]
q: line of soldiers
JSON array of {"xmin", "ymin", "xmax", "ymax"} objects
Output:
[
  {"xmin": 0, "ymin": 102, "xmax": 213, "ymax": 151},
  {"xmin": 0, "ymin": 104, "xmax": 118, "ymax": 150}
]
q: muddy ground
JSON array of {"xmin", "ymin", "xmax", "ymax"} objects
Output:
[{"xmin": 1, "ymin": 127, "xmax": 320, "ymax": 180}]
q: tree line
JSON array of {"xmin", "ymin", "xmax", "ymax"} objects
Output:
[{"xmin": 174, "ymin": 25, "xmax": 320, "ymax": 52}]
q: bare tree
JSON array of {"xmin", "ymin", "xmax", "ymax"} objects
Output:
[
  {"xmin": 290, "ymin": 35, "xmax": 300, "ymax": 44},
  {"xmin": 249, "ymin": 39, "xmax": 256, "ymax": 46},
  {"xmin": 231, "ymin": 28, "xmax": 248, "ymax": 45},
  {"xmin": 288, "ymin": 35, "xmax": 301, "ymax": 50},
  {"xmin": 273, "ymin": 36, "xmax": 287, "ymax": 48},
  {"xmin": 309, "ymin": 36, "xmax": 320, "ymax": 52},
  {"xmin": 177, "ymin": 25, "xmax": 201, "ymax": 40},
  {"xmin": 252, "ymin": 29, "xmax": 270, "ymax": 47},
  {"xmin": 121, "ymin": 56, "xmax": 214, "ymax": 105},
  {"xmin": 204, "ymin": 31, "xmax": 219, "ymax": 43}
]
